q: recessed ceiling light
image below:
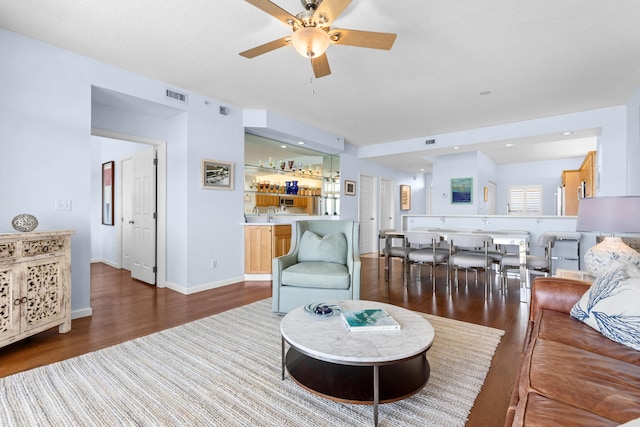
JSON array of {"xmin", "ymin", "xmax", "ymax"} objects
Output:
[
  {"xmin": 562, "ymin": 131, "xmax": 573, "ymax": 136},
  {"xmin": 453, "ymin": 146, "xmax": 460, "ymax": 150},
  {"xmin": 505, "ymin": 143, "xmax": 514, "ymax": 147},
  {"xmin": 298, "ymin": 141, "xmax": 305, "ymax": 145},
  {"xmin": 280, "ymin": 145, "xmax": 287, "ymax": 148},
  {"xmin": 420, "ymin": 168, "xmax": 425, "ymax": 172}
]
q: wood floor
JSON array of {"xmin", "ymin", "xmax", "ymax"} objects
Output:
[{"xmin": 0, "ymin": 257, "xmax": 528, "ymax": 427}]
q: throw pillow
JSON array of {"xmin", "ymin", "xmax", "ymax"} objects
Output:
[
  {"xmin": 298, "ymin": 230, "xmax": 348, "ymax": 265},
  {"xmin": 570, "ymin": 260, "xmax": 640, "ymax": 351}
]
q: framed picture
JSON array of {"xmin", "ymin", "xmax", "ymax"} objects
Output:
[
  {"xmin": 451, "ymin": 177, "xmax": 473, "ymax": 204},
  {"xmin": 400, "ymin": 184, "xmax": 411, "ymax": 210},
  {"xmin": 102, "ymin": 161, "xmax": 114, "ymax": 225},
  {"xmin": 202, "ymin": 159, "xmax": 234, "ymax": 190},
  {"xmin": 344, "ymin": 180, "xmax": 356, "ymax": 196}
]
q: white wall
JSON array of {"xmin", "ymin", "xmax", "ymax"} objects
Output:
[
  {"xmin": 359, "ymin": 106, "xmax": 633, "ymax": 198},
  {"xmin": 496, "ymin": 156, "xmax": 585, "ymax": 215},
  {"xmin": 627, "ymin": 88, "xmax": 640, "ymax": 195}
]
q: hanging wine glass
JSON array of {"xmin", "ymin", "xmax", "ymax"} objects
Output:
[{"xmin": 288, "ymin": 160, "xmax": 294, "ymax": 171}]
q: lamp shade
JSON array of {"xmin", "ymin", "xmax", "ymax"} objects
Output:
[
  {"xmin": 291, "ymin": 27, "xmax": 330, "ymax": 58},
  {"xmin": 576, "ymin": 196, "xmax": 640, "ymax": 233}
]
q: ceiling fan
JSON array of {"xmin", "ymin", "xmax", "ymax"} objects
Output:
[{"xmin": 240, "ymin": 0, "xmax": 397, "ymax": 78}]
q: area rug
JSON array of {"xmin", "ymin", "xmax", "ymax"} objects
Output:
[{"xmin": 0, "ymin": 299, "xmax": 504, "ymax": 427}]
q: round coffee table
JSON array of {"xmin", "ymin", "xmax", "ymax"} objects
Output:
[{"xmin": 280, "ymin": 300, "xmax": 435, "ymax": 426}]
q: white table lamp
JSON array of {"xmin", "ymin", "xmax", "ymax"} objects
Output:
[{"xmin": 576, "ymin": 196, "xmax": 640, "ymax": 276}]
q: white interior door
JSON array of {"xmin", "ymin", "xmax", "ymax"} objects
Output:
[
  {"xmin": 131, "ymin": 146, "xmax": 157, "ymax": 284},
  {"xmin": 121, "ymin": 158, "xmax": 133, "ymax": 271},
  {"xmin": 380, "ymin": 177, "xmax": 394, "ymax": 230},
  {"xmin": 358, "ymin": 174, "xmax": 376, "ymax": 254}
]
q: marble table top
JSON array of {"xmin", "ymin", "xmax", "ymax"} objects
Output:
[{"xmin": 280, "ymin": 300, "xmax": 435, "ymax": 365}]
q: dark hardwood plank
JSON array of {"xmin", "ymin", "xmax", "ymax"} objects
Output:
[{"xmin": 0, "ymin": 257, "xmax": 527, "ymax": 426}]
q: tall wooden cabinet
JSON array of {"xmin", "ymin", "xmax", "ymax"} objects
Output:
[
  {"xmin": 0, "ymin": 230, "xmax": 73, "ymax": 348},
  {"xmin": 244, "ymin": 224, "xmax": 292, "ymax": 274},
  {"xmin": 561, "ymin": 151, "xmax": 596, "ymax": 215}
]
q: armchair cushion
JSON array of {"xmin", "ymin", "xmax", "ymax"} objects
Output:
[
  {"xmin": 282, "ymin": 262, "xmax": 350, "ymax": 289},
  {"xmin": 298, "ymin": 230, "xmax": 348, "ymax": 265}
]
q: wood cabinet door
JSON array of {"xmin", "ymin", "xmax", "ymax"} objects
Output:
[
  {"xmin": 562, "ymin": 170, "xmax": 581, "ymax": 215},
  {"xmin": 273, "ymin": 226, "xmax": 292, "ymax": 258},
  {"xmin": 244, "ymin": 226, "xmax": 273, "ymax": 274},
  {"xmin": 0, "ymin": 264, "xmax": 21, "ymax": 342}
]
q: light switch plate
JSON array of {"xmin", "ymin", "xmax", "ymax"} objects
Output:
[{"xmin": 55, "ymin": 199, "xmax": 72, "ymax": 211}]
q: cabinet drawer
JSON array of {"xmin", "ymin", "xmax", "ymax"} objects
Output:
[{"xmin": 22, "ymin": 238, "xmax": 66, "ymax": 257}]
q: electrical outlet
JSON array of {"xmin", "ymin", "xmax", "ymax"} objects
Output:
[
  {"xmin": 55, "ymin": 199, "xmax": 72, "ymax": 211},
  {"xmin": 210, "ymin": 259, "xmax": 217, "ymax": 269}
]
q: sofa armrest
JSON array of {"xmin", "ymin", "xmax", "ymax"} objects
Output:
[{"xmin": 529, "ymin": 277, "xmax": 592, "ymax": 321}]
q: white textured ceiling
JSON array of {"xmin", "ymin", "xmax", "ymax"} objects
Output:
[{"xmin": 1, "ymin": 0, "xmax": 638, "ymax": 172}]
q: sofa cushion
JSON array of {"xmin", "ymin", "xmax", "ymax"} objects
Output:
[
  {"xmin": 518, "ymin": 337, "xmax": 640, "ymax": 424},
  {"xmin": 570, "ymin": 260, "xmax": 640, "ymax": 351},
  {"xmin": 536, "ymin": 309, "xmax": 640, "ymax": 365},
  {"xmin": 298, "ymin": 231, "xmax": 348, "ymax": 265},
  {"xmin": 513, "ymin": 392, "xmax": 618, "ymax": 427},
  {"xmin": 281, "ymin": 262, "xmax": 350, "ymax": 289}
]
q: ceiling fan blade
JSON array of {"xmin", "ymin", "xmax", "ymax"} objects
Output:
[
  {"xmin": 329, "ymin": 28, "xmax": 397, "ymax": 50},
  {"xmin": 240, "ymin": 37, "xmax": 290, "ymax": 58},
  {"xmin": 244, "ymin": 0, "xmax": 302, "ymax": 27},
  {"xmin": 313, "ymin": 0, "xmax": 352, "ymax": 27},
  {"xmin": 311, "ymin": 54, "xmax": 331, "ymax": 78}
]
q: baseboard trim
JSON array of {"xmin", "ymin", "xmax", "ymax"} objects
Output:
[
  {"xmin": 165, "ymin": 276, "xmax": 247, "ymax": 295},
  {"xmin": 72, "ymin": 307, "xmax": 93, "ymax": 320}
]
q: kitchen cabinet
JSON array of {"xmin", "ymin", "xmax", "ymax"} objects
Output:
[
  {"xmin": 561, "ymin": 150, "xmax": 596, "ymax": 215},
  {"xmin": 0, "ymin": 230, "xmax": 73, "ymax": 348},
  {"xmin": 561, "ymin": 169, "xmax": 582, "ymax": 215},
  {"xmin": 580, "ymin": 151, "xmax": 596, "ymax": 198},
  {"xmin": 244, "ymin": 224, "xmax": 291, "ymax": 274}
]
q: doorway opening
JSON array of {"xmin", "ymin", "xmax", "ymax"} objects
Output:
[{"xmin": 91, "ymin": 129, "xmax": 167, "ymax": 288}]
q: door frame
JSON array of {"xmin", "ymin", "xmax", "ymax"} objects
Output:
[{"xmin": 92, "ymin": 128, "xmax": 167, "ymax": 288}]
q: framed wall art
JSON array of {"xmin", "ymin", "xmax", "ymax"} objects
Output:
[
  {"xmin": 202, "ymin": 159, "xmax": 234, "ymax": 190},
  {"xmin": 102, "ymin": 161, "xmax": 114, "ymax": 225},
  {"xmin": 344, "ymin": 180, "xmax": 356, "ymax": 196},
  {"xmin": 451, "ymin": 177, "xmax": 473, "ymax": 204},
  {"xmin": 400, "ymin": 184, "xmax": 411, "ymax": 210}
]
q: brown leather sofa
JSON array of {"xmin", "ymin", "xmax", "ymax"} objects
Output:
[{"xmin": 506, "ymin": 277, "xmax": 640, "ymax": 426}]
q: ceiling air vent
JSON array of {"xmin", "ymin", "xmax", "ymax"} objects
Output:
[{"xmin": 165, "ymin": 88, "xmax": 188, "ymax": 104}]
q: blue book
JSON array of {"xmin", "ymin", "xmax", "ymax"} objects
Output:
[{"xmin": 340, "ymin": 309, "xmax": 401, "ymax": 332}]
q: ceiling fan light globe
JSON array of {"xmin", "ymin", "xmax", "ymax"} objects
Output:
[{"xmin": 291, "ymin": 27, "xmax": 330, "ymax": 58}]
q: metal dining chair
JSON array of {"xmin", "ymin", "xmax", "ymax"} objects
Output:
[
  {"xmin": 382, "ymin": 231, "xmax": 414, "ymax": 282},
  {"xmin": 404, "ymin": 231, "xmax": 449, "ymax": 292},
  {"xmin": 499, "ymin": 233, "xmax": 556, "ymax": 294},
  {"xmin": 448, "ymin": 234, "xmax": 494, "ymax": 298}
]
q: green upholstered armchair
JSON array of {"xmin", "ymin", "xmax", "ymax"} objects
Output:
[{"xmin": 272, "ymin": 220, "xmax": 361, "ymax": 314}]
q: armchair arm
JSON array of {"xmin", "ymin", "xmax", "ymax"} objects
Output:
[
  {"xmin": 272, "ymin": 253, "xmax": 298, "ymax": 313},
  {"xmin": 529, "ymin": 277, "xmax": 591, "ymax": 321},
  {"xmin": 349, "ymin": 252, "xmax": 362, "ymax": 300}
]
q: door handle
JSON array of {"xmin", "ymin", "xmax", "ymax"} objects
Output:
[{"xmin": 129, "ymin": 220, "xmax": 135, "ymax": 224}]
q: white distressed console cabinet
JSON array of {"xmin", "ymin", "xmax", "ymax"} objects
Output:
[{"xmin": 0, "ymin": 230, "xmax": 74, "ymax": 348}]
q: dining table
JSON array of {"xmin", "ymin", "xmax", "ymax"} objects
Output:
[{"xmin": 384, "ymin": 229, "xmax": 530, "ymax": 297}]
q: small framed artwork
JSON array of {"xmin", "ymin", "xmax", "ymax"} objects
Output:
[
  {"xmin": 344, "ymin": 180, "xmax": 356, "ymax": 196},
  {"xmin": 400, "ymin": 184, "xmax": 411, "ymax": 210},
  {"xmin": 202, "ymin": 159, "xmax": 234, "ymax": 190},
  {"xmin": 102, "ymin": 161, "xmax": 115, "ymax": 225},
  {"xmin": 451, "ymin": 177, "xmax": 473, "ymax": 204}
]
